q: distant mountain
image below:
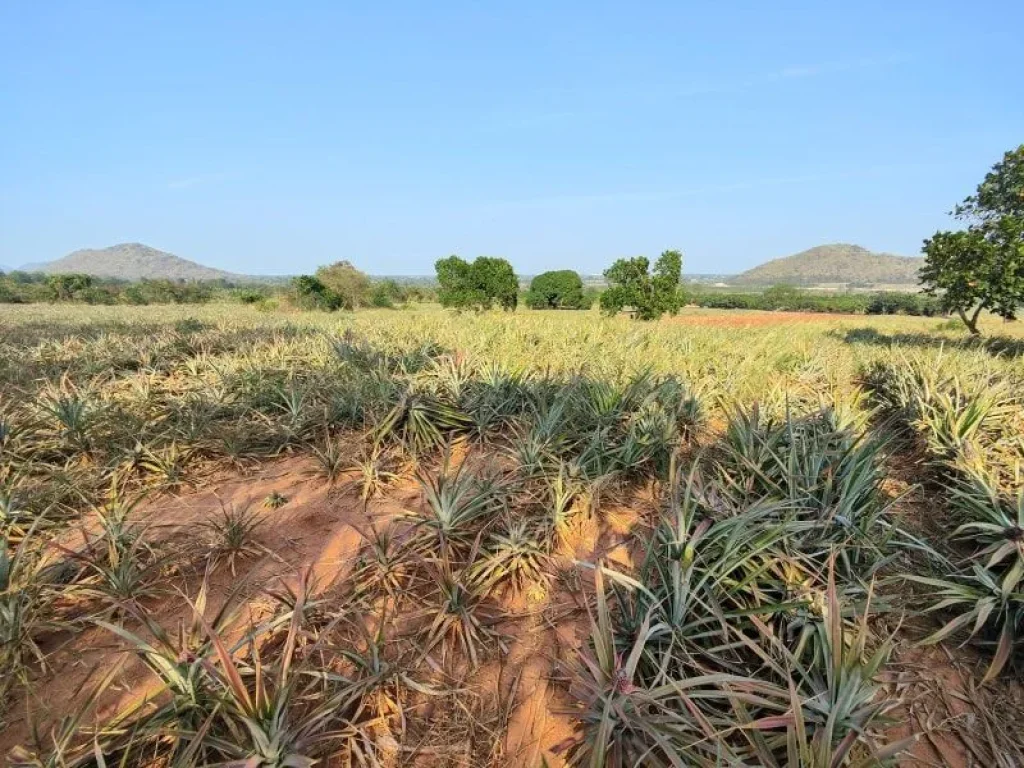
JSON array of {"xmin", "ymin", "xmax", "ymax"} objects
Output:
[
  {"xmin": 732, "ymin": 244, "xmax": 922, "ymax": 287},
  {"xmin": 30, "ymin": 243, "xmax": 236, "ymax": 281},
  {"xmin": 25, "ymin": 243, "xmax": 287, "ymax": 283}
]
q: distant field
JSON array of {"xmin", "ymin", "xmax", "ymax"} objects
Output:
[
  {"xmin": 1, "ymin": 303, "xmax": 1022, "ymax": 765},
  {"xmin": 4, "ymin": 302, "xmax": 1008, "ymax": 402}
]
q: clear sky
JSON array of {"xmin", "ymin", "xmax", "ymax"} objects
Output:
[{"xmin": 2, "ymin": 2, "xmax": 1021, "ymax": 276}]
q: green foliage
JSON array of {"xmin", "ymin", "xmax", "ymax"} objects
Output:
[
  {"xmin": 46, "ymin": 273, "xmax": 93, "ymax": 301},
  {"xmin": 0, "ymin": 273, "xmax": 233, "ymax": 306},
  {"xmin": 955, "ymin": 144, "xmax": 1024, "ymax": 221},
  {"xmin": 5, "ymin": 303, "xmax": 1024, "ymax": 763},
  {"xmin": 369, "ymin": 278, "xmax": 406, "ymax": 308},
  {"xmin": 291, "ymin": 274, "xmax": 342, "ymax": 311},
  {"xmin": 0, "ymin": 523, "xmax": 61, "ymax": 701},
  {"xmin": 123, "ymin": 278, "xmax": 215, "ymax": 305},
  {"xmin": 692, "ymin": 287, "xmax": 942, "ymax": 316},
  {"xmin": 236, "ymin": 288, "xmax": 268, "ymax": 304},
  {"xmin": 864, "ymin": 352, "xmax": 1024, "ymax": 679},
  {"xmin": 435, "ymin": 255, "xmax": 518, "ymax": 311},
  {"xmin": 525, "ymin": 270, "xmax": 590, "ymax": 309},
  {"xmin": 599, "ymin": 250, "xmax": 684, "ymax": 320},
  {"xmin": 314, "ymin": 260, "xmax": 371, "ymax": 310},
  {"xmin": 922, "ymin": 145, "xmax": 1024, "ymax": 334}
]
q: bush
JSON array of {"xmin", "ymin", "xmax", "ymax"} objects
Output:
[
  {"xmin": 369, "ymin": 279, "xmax": 407, "ymax": 308},
  {"xmin": 236, "ymin": 289, "xmax": 267, "ymax": 305},
  {"xmin": 292, "ymin": 275, "xmax": 342, "ymax": 311},
  {"xmin": 46, "ymin": 273, "xmax": 94, "ymax": 301},
  {"xmin": 315, "ymin": 261, "xmax": 371, "ymax": 310}
]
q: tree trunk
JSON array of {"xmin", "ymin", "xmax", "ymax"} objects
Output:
[{"xmin": 957, "ymin": 307, "xmax": 981, "ymax": 336}]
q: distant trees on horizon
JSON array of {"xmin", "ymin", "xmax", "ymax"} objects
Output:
[{"xmin": 3, "ymin": 239, "xmax": 972, "ymax": 324}]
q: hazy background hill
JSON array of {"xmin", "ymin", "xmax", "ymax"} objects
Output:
[
  {"xmin": 12, "ymin": 241, "xmax": 925, "ymax": 290},
  {"xmin": 731, "ymin": 244, "xmax": 922, "ymax": 287},
  {"xmin": 29, "ymin": 243, "xmax": 238, "ymax": 280},
  {"xmin": 24, "ymin": 243, "xmax": 289, "ymax": 283}
]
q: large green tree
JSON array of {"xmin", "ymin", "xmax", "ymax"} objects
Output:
[
  {"xmin": 525, "ymin": 270, "xmax": 590, "ymax": 309},
  {"xmin": 922, "ymin": 145, "xmax": 1024, "ymax": 335},
  {"xmin": 435, "ymin": 255, "xmax": 518, "ymax": 311},
  {"xmin": 315, "ymin": 260, "xmax": 372, "ymax": 310},
  {"xmin": 599, "ymin": 250, "xmax": 685, "ymax": 320}
]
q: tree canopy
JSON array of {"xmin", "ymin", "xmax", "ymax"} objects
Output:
[
  {"xmin": 315, "ymin": 261, "xmax": 372, "ymax": 310},
  {"xmin": 525, "ymin": 270, "xmax": 590, "ymax": 309},
  {"xmin": 292, "ymin": 274, "xmax": 342, "ymax": 311},
  {"xmin": 922, "ymin": 145, "xmax": 1024, "ymax": 334},
  {"xmin": 46, "ymin": 273, "xmax": 94, "ymax": 301},
  {"xmin": 435, "ymin": 255, "xmax": 518, "ymax": 311},
  {"xmin": 599, "ymin": 250, "xmax": 685, "ymax": 320}
]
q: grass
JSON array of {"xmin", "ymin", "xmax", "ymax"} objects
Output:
[{"xmin": 1, "ymin": 301, "xmax": 1023, "ymax": 764}]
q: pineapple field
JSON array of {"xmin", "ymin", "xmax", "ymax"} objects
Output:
[{"xmin": 1, "ymin": 303, "xmax": 1023, "ymax": 767}]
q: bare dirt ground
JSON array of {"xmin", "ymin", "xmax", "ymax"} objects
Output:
[
  {"xmin": 4, "ymin": 453, "xmax": 1022, "ymax": 767},
  {"xmin": 0, "ymin": 455, "xmax": 601, "ymax": 766},
  {"xmin": 884, "ymin": 641, "xmax": 1024, "ymax": 768},
  {"xmin": 877, "ymin": 450, "xmax": 1024, "ymax": 767},
  {"xmin": 666, "ymin": 310, "xmax": 852, "ymax": 328}
]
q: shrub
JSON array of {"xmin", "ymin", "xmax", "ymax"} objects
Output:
[
  {"xmin": 46, "ymin": 273, "xmax": 93, "ymax": 301},
  {"xmin": 236, "ymin": 288, "xmax": 267, "ymax": 304},
  {"xmin": 315, "ymin": 261, "xmax": 371, "ymax": 310},
  {"xmin": 690, "ymin": 288, "xmax": 941, "ymax": 316},
  {"xmin": 291, "ymin": 275, "xmax": 342, "ymax": 311},
  {"xmin": 369, "ymin": 278, "xmax": 406, "ymax": 308}
]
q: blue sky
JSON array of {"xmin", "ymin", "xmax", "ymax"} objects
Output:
[{"xmin": 2, "ymin": 2, "xmax": 1021, "ymax": 276}]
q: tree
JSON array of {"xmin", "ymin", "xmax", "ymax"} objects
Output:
[
  {"xmin": 922, "ymin": 145, "xmax": 1024, "ymax": 335},
  {"xmin": 599, "ymin": 250, "xmax": 685, "ymax": 320},
  {"xmin": 369, "ymin": 278, "xmax": 406, "ymax": 308},
  {"xmin": 762, "ymin": 284, "xmax": 803, "ymax": 310},
  {"xmin": 315, "ymin": 261, "xmax": 371, "ymax": 310},
  {"xmin": 435, "ymin": 255, "xmax": 478, "ymax": 308},
  {"xmin": 292, "ymin": 275, "xmax": 342, "ymax": 311},
  {"xmin": 525, "ymin": 270, "xmax": 590, "ymax": 309},
  {"xmin": 435, "ymin": 255, "xmax": 518, "ymax": 311},
  {"xmin": 46, "ymin": 273, "xmax": 93, "ymax": 301}
]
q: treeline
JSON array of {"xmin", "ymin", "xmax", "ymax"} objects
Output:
[
  {"xmin": 690, "ymin": 285, "xmax": 943, "ymax": 316},
  {"xmin": 431, "ymin": 252, "xmax": 686, "ymax": 320},
  {"xmin": 0, "ymin": 267, "xmax": 437, "ymax": 308},
  {"xmin": 0, "ymin": 272, "xmax": 219, "ymax": 305},
  {"xmin": 3, "ymin": 262, "xmax": 942, "ymax": 320},
  {"xmin": 289, "ymin": 261, "xmax": 435, "ymax": 310}
]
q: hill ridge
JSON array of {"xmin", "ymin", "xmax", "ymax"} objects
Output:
[
  {"xmin": 29, "ymin": 243, "xmax": 248, "ymax": 281},
  {"xmin": 732, "ymin": 243, "xmax": 922, "ymax": 286}
]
